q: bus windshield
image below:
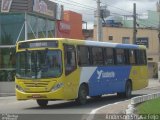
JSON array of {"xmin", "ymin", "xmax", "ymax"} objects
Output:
[{"xmin": 16, "ymin": 50, "xmax": 62, "ymax": 79}]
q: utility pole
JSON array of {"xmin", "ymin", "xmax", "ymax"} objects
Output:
[
  {"xmin": 159, "ymin": 14, "xmax": 160, "ymax": 61},
  {"xmin": 97, "ymin": 0, "xmax": 101, "ymax": 41},
  {"xmin": 133, "ymin": 3, "xmax": 137, "ymax": 44},
  {"xmin": 156, "ymin": 0, "xmax": 160, "ymax": 82},
  {"xmin": 24, "ymin": 12, "xmax": 28, "ymax": 40},
  {"xmin": 158, "ymin": 0, "xmax": 160, "ymax": 61}
]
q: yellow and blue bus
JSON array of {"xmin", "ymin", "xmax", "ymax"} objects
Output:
[{"xmin": 15, "ymin": 38, "xmax": 148, "ymax": 107}]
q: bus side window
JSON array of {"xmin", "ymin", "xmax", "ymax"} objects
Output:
[
  {"xmin": 129, "ymin": 50, "xmax": 136, "ymax": 65},
  {"xmin": 77, "ymin": 46, "xmax": 90, "ymax": 66},
  {"xmin": 64, "ymin": 45, "xmax": 77, "ymax": 75},
  {"xmin": 135, "ymin": 50, "xmax": 147, "ymax": 65},
  {"xmin": 115, "ymin": 49, "xmax": 126, "ymax": 65},
  {"xmin": 92, "ymin": 47, "xmax": 103, "ymax": 66},
  {"xmin": 104, "ymin": 48, "xmax": 114, "ymax": 65},
  {"xmin": 124, "ymin": 49, "xmax": 130, "ymax": 65}
]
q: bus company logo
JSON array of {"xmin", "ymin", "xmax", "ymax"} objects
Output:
[{"xmin": 97, "ymin": 70, "xmax": 115, "ymax": 79}]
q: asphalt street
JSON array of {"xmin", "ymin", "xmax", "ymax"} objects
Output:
[{"xmin": 0, "ymin": 79, "xmax": 159, "ymax": 120}]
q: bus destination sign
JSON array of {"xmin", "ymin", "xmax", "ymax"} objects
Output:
[
  {"xmin": 18, "ymin": 41, "xmax": 58, "ymax": 49},
  {"xmin": 29, "ymin": 42, "xmax": 48, "ymax": 48}
]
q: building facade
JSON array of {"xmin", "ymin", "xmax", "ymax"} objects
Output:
[
  {"xmin": 57, "ymin": 11, "xmax": 84, "ymax": 39},
  {"xmin": 94, "ymin": 26, "xmax": 159, "ymax": 78},
  {"xmin": 0, "ymin": 0, "xmax": 63, "ymax": 94}
]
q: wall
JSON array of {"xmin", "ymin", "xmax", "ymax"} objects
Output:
[
  {"xmin": 57, "ymin": 11, "xmax": 83, "ymax": 39},
  {"xmin": 0, "ymin": 82, "xmax": 15, "ymax": 96},
  {"xmin": 0, "ymin": 0, "xmax": 58, "ymax": 20},
  {"xmin": 122, "ymin": 11, "xmax": 159, "ymax": 29},
  {"xmin": 83, "ymin": 29, "xmax": 93, "ymax": 40}
]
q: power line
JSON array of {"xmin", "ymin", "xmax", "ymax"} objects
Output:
[
  {"xmin": 137, "ymin": 19, "xmax": 158, "ymax": 29},
  {"xmin": 54, "ymin": 0, "xmax": 95, "ymax": 10},
  {"xmin": 64, "ymin": 6, "xmax": 94, "ymax": 16},
  {"xmin": 55, "ymin": 0, "xmax": 134, "ymax": 18},
  {"xmin": 110, "ymin": 12, "xmax": 127, "ymax": 17},
  {"xmin": 92, "ymin": 0, "xmax": 133, "ymax": 14},
  {"xmin": 55, "ymin": 0, "xmax": 159, "ymax": 29},
  {"xmin": 101, "ymin": 1, "xmax": 133, "ymax": 14},
  {"xmin": 65, "ymin": 0, "xmax": 96, "ymax": 9}
]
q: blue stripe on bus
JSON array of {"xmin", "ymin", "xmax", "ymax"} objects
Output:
[
  {"xmin": 116, "ymin": 44, "xmax": 139, "ymax": 49},
  {"xmin": 88, "ymin": 66, "xmax": 131, "ymax": 96}
]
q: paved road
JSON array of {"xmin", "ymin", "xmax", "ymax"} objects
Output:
[{"xmin": 0, "ymin": 80, "xmax": 159, "ymax": 120}]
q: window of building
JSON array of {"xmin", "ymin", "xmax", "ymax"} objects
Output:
[
  {"xmin": 64, "ymin": 45, "xmax": 77, "ymax": 75},
  {"xmin": 115, "ymin": 49, "xmax": 126, "ymax": 65},
  {"xmin": 0, "ymin": 13, "xmax": 25, "ymax": 44},
  {"xmin": 77, "ymin": 46, "xmax": 90, "ymax": 66},
  {"xmin": 109, "ymin": 36, "xmax": 113, "ymax": 41},
  {"xmin": 48, "ymin": 20, "xmax": 55, "ymax": 37},
  {"xmin": 27, "ymin": 14, "xmax": 55, "ymax": 39},
  {"xmin": 148, "ymin": 58, "xmax": 153, "ymax": 61},
  {"xmin": 92, "ymin": 47, "xmax": 103, "ymax": 65},
  {"xmin": 122, "ymin": 37, "xmax": 130, "ymax": 44},
  {"xmin": 104, "ymin": 48, "xmax": 114, "ymax": 65}
]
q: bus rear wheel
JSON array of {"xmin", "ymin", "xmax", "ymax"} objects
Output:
[
  {"xmin": 117, "ymin": 81, "xmax": 132, "ymax": 98},
  {"xmin": 36, "ymin": 100, "xmax": 48, "ymax": 107},
  {"xmin": 76, "ymin": 84, "xmax": 88, "ymax": 105}
]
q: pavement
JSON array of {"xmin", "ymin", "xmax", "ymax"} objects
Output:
[
  {"xmin": 0, "ymin": 79, "xmax": 159, "ymax": 120},
  {"xmin": 84, "ymin": 79, "xmax": 160, "ymax": 120}
]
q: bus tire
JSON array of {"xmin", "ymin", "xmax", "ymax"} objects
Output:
[
  {"xmin": 117, "ymin": 81, "xmax": 132, "ymax": 98},
  {"xmin": 36, "ymin": 100, "xmax": 48, "ymax": 107},
  {"xmin": 76, "ymin": 84, "xmax": 88, "ymax": 105}
]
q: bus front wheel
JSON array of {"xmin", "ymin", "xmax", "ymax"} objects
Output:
[
  {"xmin": 117, "ymin": 81, "xmax": 132, "ymax": 98},
  {"xmin": 75, "ymin": 84, "xmax": 88, "ymax": 105},
  {"xmin": 36, "ymin": 100, "xmax": 48, "ymax": 107}
]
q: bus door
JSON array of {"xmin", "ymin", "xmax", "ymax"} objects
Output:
[{"xmin": 63, "ymin": 45, "xmax": 79, "ymax": 99}]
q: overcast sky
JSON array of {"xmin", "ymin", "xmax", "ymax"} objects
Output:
[{"xmin": 52, "ymin": 0, "xmax": 159, "ymax": 28}]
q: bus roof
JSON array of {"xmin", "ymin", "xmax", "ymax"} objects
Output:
[{"xmin": 17, "ymin": 38, "xmax": 146, "ymax": 50}]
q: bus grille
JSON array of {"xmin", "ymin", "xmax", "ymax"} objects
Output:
[{"xmin": 23, "ymin": 81, "xmax": 50, "ymax": 87}]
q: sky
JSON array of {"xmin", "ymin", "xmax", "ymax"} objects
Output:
[{"xmin": 51, "ymin": 0, "xmax": 159, "ymax": 29}]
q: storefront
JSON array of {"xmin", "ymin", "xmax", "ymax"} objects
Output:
[
  {"xmin": 0, "ymin": 0, "xmax": 63, "ymax": 82},
  {"xmin": 57, "ymin": 11, "xmax": 84, "ymax": 39}
]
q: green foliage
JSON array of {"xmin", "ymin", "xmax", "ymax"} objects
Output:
[{"xmin": 137, "ymin": 98, "xmax": 160, "ymax": 114}]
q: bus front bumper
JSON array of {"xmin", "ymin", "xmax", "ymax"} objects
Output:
[{"xmin": 16, "ymin": 89, "xmax": 64, "ymax": 100}]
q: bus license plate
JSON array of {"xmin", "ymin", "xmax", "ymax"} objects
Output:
[{"xmin": 32, "ymin": 94, "xmax": 41, "ymax": 98}]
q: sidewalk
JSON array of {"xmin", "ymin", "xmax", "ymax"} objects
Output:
[
  {"xmin": 0, "ymin": 82, "xmax": 15, "ymax": 97},
  {"xmin": 146, "ymin": 79, "xmax": 160, "ymax": 88}
]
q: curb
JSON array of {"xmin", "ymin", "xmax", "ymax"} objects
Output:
[{"xmin": 125, "ymin": 92, "xmax": 160, "ymax": 120}]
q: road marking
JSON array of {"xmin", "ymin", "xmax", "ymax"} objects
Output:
[{"xmin": 86, "ymin": 99, "xmax": 130, "ymax": 120}]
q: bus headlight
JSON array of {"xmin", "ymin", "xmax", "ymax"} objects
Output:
[
  {"xmin": 16, "ymin": 85, "xmax": 24, "ymax": 92},
  {"xmin": 51, "ymin": 83, "xmax": 64, "ymax": 92}
]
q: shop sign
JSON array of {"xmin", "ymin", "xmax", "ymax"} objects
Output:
[
  {"xmin": 58, "ymin": 21, "xmax": 71, "ymax": 33},
  {"xmin": 135, "ymin": 37, "xmax": 149, "ymax": 48},
  {"xmin": 33, "ymin": 0, "xmax": 54, "ymax": 17},
  {"xmin": 1, "ymin": 0, "xmax": 13, "ymax": 12}
]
